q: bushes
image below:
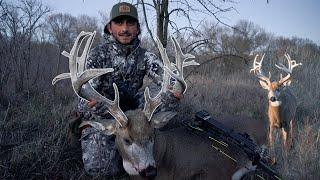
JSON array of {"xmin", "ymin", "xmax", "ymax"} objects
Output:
[{"xmin": 1, "ymin": 37, "xmax": 319, "ymax": 179}]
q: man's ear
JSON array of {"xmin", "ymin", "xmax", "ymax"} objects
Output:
[
  {"xmin": 79, "ymin": 118, "xmax": 117, "ymax": 135},
  {"xmin": 107, "ymin": 24, "xmax": 112, "ymax": 35},
  {"xmin": 151, "ymin": 111, "xmax": 177, "ymax": 129},
  {"xmin": 137, "ymin": 27, "xmax": 140, "ymax": 35},
  {"xmin": 136, "ymin": 23, "xmax": 141, "ymax": 35}
]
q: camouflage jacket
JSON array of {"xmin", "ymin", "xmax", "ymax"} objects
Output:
[{"xmin": 78, "ymin": 35, "xmax": 177, "ymax": 116}]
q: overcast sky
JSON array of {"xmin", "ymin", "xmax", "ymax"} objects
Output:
[{"xmin": 41, "ymin": 0, "xmax": 320, "ymax": 45}]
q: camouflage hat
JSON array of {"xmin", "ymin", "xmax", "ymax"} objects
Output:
[{"xmin": 110, "ymin": 2, "xmax": 138, "ymax": 22}]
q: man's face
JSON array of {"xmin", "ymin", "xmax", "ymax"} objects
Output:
[{"xmin": 108, "ymin": 16, "xmax": 139, "ymax": 45}]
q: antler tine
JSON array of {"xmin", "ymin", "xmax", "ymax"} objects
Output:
[
  {"xmin": 143, "ymin": 86, "xmax": 162, "ymax": 121},
  {"xmin": 276, "ymin": 53, "xmax": 302, "ymax": 85},
  {"xmin": 250, "ymin": 54, "xmax": 271, "ymax": 84},
  {"xmin": 143, "ymin": 36, "xmax": 170, "ymax": 121},
  {"xmin": 154, "ymin": 36, "xmax": 199, "ymax": 94},
  {"xmin": 250, "ymin": 54, "xmax": 264, "ymax": 73},
  {"xmin": 275, "ymin": 53, "xmax": 291, "ymax": 74},
  {"xmin": 154, "ymin": 36, "xmax": 172, "ymax": 69},
  {"xmin": 169, "ymin": 36, "xmax": 199, "ymax": 94},
  {"xmin": 52, "ymin": 31, "xmax": 94, "ymax": 87},
  {"xmin": 276, "ymin": 53, "xmax": 302, "ymax": 73},
  {"xmin": 143, "ymin": 36, "xmax": 199, "ymax": 120},
  {"xmin": 52, "ymin": 31, "xmax": 128, "ymax": 127},
  {"xmin": 285, "ymin": 53, "xmax": 302, "ymax": 70},
  {"xmin": 77, "ymin": 31, "xmax": 95, "ymax": 71},
  {"xmin": 171, "ymin": 37, "xmax": 196, "ymax": 76},
  {"xmin": 250, "ymin": 54, "xmax": 259, "ymax": 73},
  {"xmin": 154, "ymin": 36, "xmax": 172, "ymax": 93}
]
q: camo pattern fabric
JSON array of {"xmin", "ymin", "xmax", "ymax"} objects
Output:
[
  {"xmin": 78, "ymin": 35, "xmax": 178, "ymax": 176},
  {"xmin": 81, "ymin": 127, "xmax": 123, "ymax": 176},
  {"xmin": 78, "ymin": 34, "xmax": 175, "ymax": 114}
]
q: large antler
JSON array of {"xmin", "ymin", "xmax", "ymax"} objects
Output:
[
  {"xmin": 250, "ymin": 54, "xmax": 271, "ymax": 85},
  {"xmin": 275, "ymin": 53, "xmax": 302, "ymax": 85},
  {"xmin": 169, "ymin": 37, "xmax": 199, "ymax": 94},
  {"xmin": 52, "ymin": 31, "xmax": 128, "ymax": 127},
  {"xmin": 143, "ymin": 36, "xmax": 199, "ymax": 120}
]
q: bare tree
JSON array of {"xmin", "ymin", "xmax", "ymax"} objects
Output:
[
  {"xmin": 232, "ymin": 20, "xmax": 269, "ymax": 55},
  {"xmin": 0, "ymin": 0, "xmax": 49, "ymax": 93},
  {"xmin": 0, "ymin": 0, "xmax": 10, "ymax": 105},
  {"xmin": 180, "ymin": 20, "xmax": 271, "ymax": 74},
  {"xmin": 137, "ymin": 0, "xmax": 235, "ymax": 48},
  {"xmin": 21, "ymin": 0, "xmax": 50, "ymax": 91},
  {"xmin": 75, "ymin": 14, "xmax": 102, "ymax": 44},
  {"xmin": 98, "ymin": 10, "xmax": 109, "ymax": 27},
  {"xmin": 74, "ymin": 15, "xmax": 99, "ymax": 33},
  {"xmin": 45, "ymin": 13, "xmax": 77, "ymax": 94},
  {"xmin": 199, "ymin": 20, "xmax": 269, "ymax": 56}
]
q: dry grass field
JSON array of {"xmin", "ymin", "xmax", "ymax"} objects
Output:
[
  {"xmin": 180, "ymin": 53, "xmax": 320, "ymax": 179},
  {"xmin": 1, "ymin": 0, "xmax": 318, "ymax": 178},
  {"xmin": 0, "ymin": 50, "xmax": 319, "ymax": 179}
]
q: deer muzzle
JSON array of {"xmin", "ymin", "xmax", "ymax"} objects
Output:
[
  {"xmin": 139, "ymin": 165, "xmax": 157, "ymax": 179},
  {"xmin": 270, "ymin": 96, "xmax": 277, "ymax": 102}
]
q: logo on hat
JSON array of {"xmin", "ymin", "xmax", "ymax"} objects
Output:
[{"xmin": 119, "ymin": 5, "xmax": 130, "ymax": 13}]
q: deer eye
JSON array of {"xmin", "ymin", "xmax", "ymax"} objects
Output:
[{"xmin": 123, "ymin": 138, "xmax": 132, "ymax": 145}]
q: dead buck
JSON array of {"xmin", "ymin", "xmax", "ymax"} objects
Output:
[
  {"xmin": 250, "ymin": 54, "xmax": 302, "ymax": 149},
  {"xmin": 53, "ymin": 31, "xmax": 269, "ymax": 180}
]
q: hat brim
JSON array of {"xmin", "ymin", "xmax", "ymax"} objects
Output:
[{"xmin": 104, "ymin": 15, "xmax": 139, "ymax": 34}]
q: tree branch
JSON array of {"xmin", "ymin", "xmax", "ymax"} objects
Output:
[
  {"xmin": 141, "ymin": 0, "xmax": 157, "ymax": 47},
  {"xmin": 185, "ymin": 54, "xmax": 249, "ymax": 79}
]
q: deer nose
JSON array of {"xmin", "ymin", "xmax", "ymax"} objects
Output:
[
  {"xmin": 139, "ymin": 166, "xmax": 157, "ymax": 179},
  {"xmin": 270, "ymin": 96, "xmax": 277, "ymax": 102}
]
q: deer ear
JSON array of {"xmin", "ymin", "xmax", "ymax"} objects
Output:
[
  {"xmin": 151, "ymin": 111, "xmax": 177, "ymax": 129},
  {"xmin": 79, "ymin": 119, "xmax": 117, "ymax": 135},
  {"xmin": 259, "ymin": 80, "xmax": 269, "ymax": 90}
]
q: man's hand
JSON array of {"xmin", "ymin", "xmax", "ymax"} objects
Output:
[
  {"xmin": 87, "ymin": 100, "xmax": 110, "ymax": 116},
  {"xmin": 167, "ymin": 85, "xmax": 184, "ymax": 100},
  {"xmin": 173, "ymin": 92, "xmax": 183, "ymax": 100},
  {"xmin": 87, "ymin": 99, "xmax": 98, "ymax": 107}
]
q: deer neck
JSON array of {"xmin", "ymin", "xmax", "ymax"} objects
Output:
[
  {"xmin": 268, "ymin": 104, "xmax": 282, "ymax": 127},
  {"xmin": 269, "ymin": 104, "xmax": 280, "ymax": 115}
]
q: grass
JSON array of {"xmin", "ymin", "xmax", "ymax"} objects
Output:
[
  {"xmin": 179, "ymin": 54, "xmax": 320, "ymax": 179},
  {"xmin": 0, "ymin": 93, "xmax": 83, "ymax": 179},
  {"xmin": 0, "ymin": 53, "xmax": 319, "ymax": 179}
]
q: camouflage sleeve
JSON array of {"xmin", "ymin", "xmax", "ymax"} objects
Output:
[
  {"xmin": 85, "ymin": 47, "xmax": 104, "ymax": 89},
  {"xmin": 144, "ymin": 52, "xmax": 180, "ymax": 111},
  {"xmin": 77, "ymin": 47, "xmax": 104, "ymax": 114},
  {"xmin": 145, "ymin": 51, "xmax": 164, "ymax": 86}
]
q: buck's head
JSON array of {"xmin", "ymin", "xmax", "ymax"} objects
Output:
[
  {"xmin": 78, "ymin": 82, "xmax": 177, "ymax": 177},
  {"xmin": 80, "ymin": 102, "xmax": 176, "ymax": 177},
  {"xmin": 52, "ymin": 31, "xmax": 199, "ymax": 178},
  {"xmin": 250, "ymin": 53, "xmax": 302, "ymax": 106},
  {"xmin": 113, "ymin": 109, "xmax": 175, "ymax": 177}
]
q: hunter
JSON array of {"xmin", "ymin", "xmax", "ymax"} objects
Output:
[{"xmin": 74, "ymin": 2, "xmax": 179, "ymax": 177}]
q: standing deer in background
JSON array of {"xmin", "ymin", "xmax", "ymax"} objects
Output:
[
  {"xmin": 250, "ymin": 54, "xmax": 302, "ymax": 150},
  {"xmin": 53, "ymin": 31, "xmax": 269, "ymax": 180}
]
